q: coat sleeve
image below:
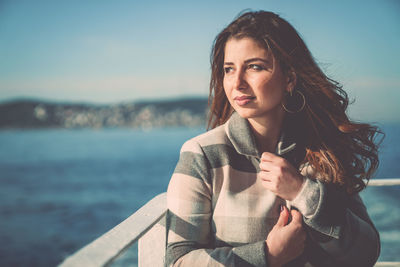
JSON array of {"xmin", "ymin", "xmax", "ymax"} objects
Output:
[
  {"xmin": 289, "ymin": 178, "xmax": 380, "ymax": 267},
  {"xmin": 165, "ymin": 139, "xmax": 268, "ymax": 267}
]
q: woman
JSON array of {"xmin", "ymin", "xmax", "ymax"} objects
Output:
[{"xmin": 165, "ymin": 11, "xmax": 382, "ymax": 267}]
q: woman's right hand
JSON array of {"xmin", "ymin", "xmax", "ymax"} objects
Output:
[{"xmin": 265, "ymin": 206, "xmax": 306, "ymax": 267}]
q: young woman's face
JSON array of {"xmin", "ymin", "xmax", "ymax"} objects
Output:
[{"xmin": 223, "ymin": 37, "xmax": 293, "ymax": 121}]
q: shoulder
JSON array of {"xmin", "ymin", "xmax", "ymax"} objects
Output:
[
  {"xmin": 176, "ymin": 123, "xmax": 241, "ymax": 178},
  {"xmin": 171, "ymin": 126, "xmax": 230, "ymax": 188},
  {"xmin": 180, "ymin": 124, "xmax": 231, "ymax": 154}
]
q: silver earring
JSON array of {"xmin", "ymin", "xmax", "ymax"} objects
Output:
[{"xmin": 282, "ymin": 89, "xmax": 306, "ymax": 113}]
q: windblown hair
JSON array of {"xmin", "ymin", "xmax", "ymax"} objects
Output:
[{"xmin": 208, "ymin": 10, "xmax": 383, "ymax": 194}]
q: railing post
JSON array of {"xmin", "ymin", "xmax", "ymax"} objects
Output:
[
  {"xmin": 138, "ymin": 214, "xmax": 166, "ymax": 267},
  {"xmin": 58, "ymin": 193, "xmax": 167, "ymax": 267}
]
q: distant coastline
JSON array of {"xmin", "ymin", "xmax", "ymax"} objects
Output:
[{"xmin": 0, "ymin": 97, "xmax": 208, "ymax": 129}]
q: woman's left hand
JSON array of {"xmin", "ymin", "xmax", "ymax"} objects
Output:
[{"xmin": 259, "ymin": 152, "xmax": 304, "ymax": 201}]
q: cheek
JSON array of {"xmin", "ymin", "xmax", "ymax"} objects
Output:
[
  {"xmin": 223, "ymin": 78, "xmax": 231, "ymax": 96},
  {"xmin": 259, "ymin": 80, "xmax": 286, "ymax": 103}
]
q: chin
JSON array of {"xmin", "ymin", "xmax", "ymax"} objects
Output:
[
  {"xmin": 233, "ymin": 105, "xmax": 285, "ymax": 121},
  {"xmin": 233, "ymin": 108, "xmax": 260, "ymax": 119}
]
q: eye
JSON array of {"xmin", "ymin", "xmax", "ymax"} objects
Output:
[
  {"xmin": 224, "ymin": 67, "xmax": 234, "ymax": 74},
  {"xmin": 248, "ymin": 64, "xmax": 264, "ymax": 71}
]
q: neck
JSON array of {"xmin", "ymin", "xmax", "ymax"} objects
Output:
[{"xmin": 248, "ymin": 110, "xmax": 285, "ymax": 153}]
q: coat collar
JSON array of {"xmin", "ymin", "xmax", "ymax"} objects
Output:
[{"xmin": 225, "ymin": 112, "xmax": 297, "ymax": 158}]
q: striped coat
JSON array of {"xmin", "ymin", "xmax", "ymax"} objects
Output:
[{"xmin": 166, "ymin": 112, "xmax": 380, "ymax": 266}]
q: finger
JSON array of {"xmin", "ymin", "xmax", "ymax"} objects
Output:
[
  {"xmin": 262, "ymin": 151, "xmax": 288, "ymax": 165},
  {"xmin": 276, "ymin": 205, "xmax": 289, "ymax": 227},
  {"xmin": 290, "ymin": 209, "xmax": 303, "ymax": 224},
  {"xmin": 259, "ymin": 161, "xmax": 273, "ymax": 171},
  {"xmin": 261, "ymin": 152, "xmax": 277, "ymax": 162},
  {"xmin": 260, "ymin": 177, "xmax": 272, "ymax": 183},
  {"xmin": 260, "ymin": 162, "xmax": 283, "ymax": 175},
  {"xmin": 258, "ymin": 170, "xmax": 271, "ymax": 181}
]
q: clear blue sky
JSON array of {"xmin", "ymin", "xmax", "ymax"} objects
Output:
[{"xmin": 0, "ymin": 0, "xmax": 399, "ymax": 122}]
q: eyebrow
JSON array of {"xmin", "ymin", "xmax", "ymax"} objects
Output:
[{"xmin": 224, "ymin": 57, "xmax": 270, "ymax": 65}]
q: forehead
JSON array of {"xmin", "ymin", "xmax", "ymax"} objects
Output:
[{"xmin": 224, "ymin": 37, "xmax": 271, "ymax": 61}]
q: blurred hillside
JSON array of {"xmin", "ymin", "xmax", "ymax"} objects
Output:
[{"xmin": 0, "ymin": 98, "xmax": 208, "ymax": 129}]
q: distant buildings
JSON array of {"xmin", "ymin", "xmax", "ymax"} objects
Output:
[{"xmin": 0, "ymin": 98, "xmax": 208, "ymax": 129}]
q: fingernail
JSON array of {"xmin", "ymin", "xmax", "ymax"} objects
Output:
[{"xmin": 280, "ymin": 205, "xmax": 284, "ymax": 212}]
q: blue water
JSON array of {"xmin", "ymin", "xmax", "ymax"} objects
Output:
[{"xmin": 0, "ymin": 125, "xmax": 399, "ymax": 266}]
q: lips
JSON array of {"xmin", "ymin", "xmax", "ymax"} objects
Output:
[
  {"xmin": 234, "ymin": 95, "xmax": 254, "ymax": 100},
  {"xmin": 234, "ymin": 95, "xmax": 255, "ymax": 106}
]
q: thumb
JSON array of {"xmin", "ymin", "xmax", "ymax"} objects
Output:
[{"xmin": 276, "ymin": 205, "xmax": 289, "ymax": 227}]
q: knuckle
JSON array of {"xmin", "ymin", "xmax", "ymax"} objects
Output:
[
  {"xmin": 278, "ymin": 157, "xmax": 286, "ymax": 165},
  {"xmin": 277, "ymin": 165, "xmax": 284, "ymax": 173},
  {"xmin": 272, "ymin": 183, "xmax": 278, "ymax": 191},
  {"xmin": 293, "ymin": 223, "xmax": 303, "ymax": 231}
]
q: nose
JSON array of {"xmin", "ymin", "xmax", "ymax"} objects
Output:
[{"xmin": 233, "ymin": 69, "xmax": 247, "ymax": 91}]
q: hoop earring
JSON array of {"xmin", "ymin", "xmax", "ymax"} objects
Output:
[{"xmin": 282, "ymin": 89, "xmax": 306, "ymax": 113}]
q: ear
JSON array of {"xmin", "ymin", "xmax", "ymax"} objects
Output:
[{"xmin": 286, "ymin": 71, "xmax": 297, "ymax": 93}]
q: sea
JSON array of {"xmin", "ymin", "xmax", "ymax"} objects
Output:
[{"xmin": 0, "ymin": 124, "xmax": 399, "ymax": 267}]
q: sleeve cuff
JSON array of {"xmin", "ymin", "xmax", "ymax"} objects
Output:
[{"xmin": 289, "ymin": 178, "xmax": 321, "ymax": 218}]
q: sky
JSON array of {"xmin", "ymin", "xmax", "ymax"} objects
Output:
[{"xmin": 0, "ymin": 0, "xmax": 399, "ymax": 122}]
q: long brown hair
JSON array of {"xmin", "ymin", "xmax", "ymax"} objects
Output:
[{"xmin": 208, "ymin": 10, "xmax": 383, "ymax": 194}]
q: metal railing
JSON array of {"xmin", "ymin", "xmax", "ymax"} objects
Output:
[
  {"xmin": 59, "ymin": 193, "xmax": 167, "ymax": 267},
  {"xmin": 59, "ymin": 178, "xmax": 400, "ymax": 267}
]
